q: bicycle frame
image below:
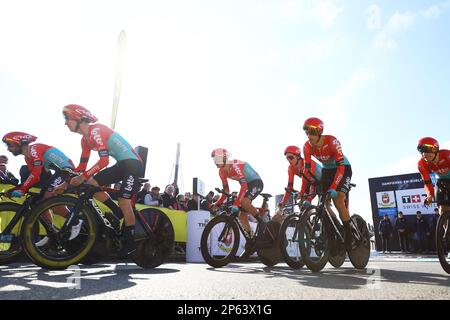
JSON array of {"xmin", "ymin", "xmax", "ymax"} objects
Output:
[
  {"xmin": 0, "ymin": 192, "xmax": 42, "ymax": 242},
  {"xmin": 303, "ymin": 183, "xmax": 363, "ymax": 245},
  {"xmin": 61, "ymin": 184, "xmax": 157, "ymax": 242},
  {"xmin": 215, "ymin": 188, "xmax": 270, "ymax": 243}
]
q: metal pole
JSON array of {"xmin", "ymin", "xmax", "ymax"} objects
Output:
[
  {"xmin": 111, "ymin": 30, "xmax": 126, "ymax": 130},
  {"xmin": 174, "ymin": 143, "xmax": 181, "ymax": 184}
]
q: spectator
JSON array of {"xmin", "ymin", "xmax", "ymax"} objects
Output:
[
  {"xmin": 19, "ymin": 164, "xmax": 52, "ymax": 189},
  {"xmin": 176, "ymin": 194, "xmax": 188, "ymax": 211},
  {"xmin": 137, "ymin": 182, "xmax": 151, "ymax": 204},
  {"xmin": 184, "ymin": 192, "xmax": 192, "ymax": 202},
  {"xmin": 204, "ymin": 191, "xmax": 214, "ymax": 211},
  {"xmin": 187, "ymin": 194, "xmax": 199, "ymax": 211},
  {"xmin": 161, "ymin": 183, "xmax": 179, "ymax": 209},
  {"xmin": 0, "ymin": 155, "xmax": 19, "ymax": 185},
  {"xmin": 187, "ymin": 194, "xmax": 209, "ymax": 211},
  {"xmin": 144, "ymin": 186, "xmax": 163, "ymax": 207},
  {"xmin": 413, "ymin": 211, "xmax": 430, "ymax": 253},
  {"xmin": 378, "ymin": 214, "xmax": 393, "ymax": 253},
  {"xmin": 394, "ymin": 211, "xmax": 409, "ymax": 252}
]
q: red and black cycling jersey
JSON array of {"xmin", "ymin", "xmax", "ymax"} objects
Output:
[
  {"xmin": 215, "ymin": 160, "xmax": 261, "ymax": 207},
  {"xmin": 303, "ymin": 135, "xmax": 350, "ymax": 191},
  {"xmin": 418, "ymin": 149, "xmax": 450, "ymax": 198},
  {"xmin": 76, "ymin": 123, "xmax": 141, "ymax": 179},
  {"xmin": 281, "ymin": 158, "xmax": 322, "ymax": 207},
  {"xmin": 20, "ymin": 143, "xmax": 74, "ymax": 193}
]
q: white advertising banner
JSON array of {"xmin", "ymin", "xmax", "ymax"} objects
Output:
[
  {"xmin": 186, "ymin": 210, "xmax": 211, "ymax": 262},
  {"xmin": 285, "ymin": 226, "xmax": 301, "ymax": 258},
  {"xmin": 395, "ymin": 188, "xmax": 437, "ymax": 215},
  {"xmin": 209, "ymin": 222, "xmax": 258, "ymax": 257}
]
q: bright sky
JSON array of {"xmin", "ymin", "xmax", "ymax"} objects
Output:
[{"xmin": 1, "ymin": 0, "xmax": 449, "ymax": 223}]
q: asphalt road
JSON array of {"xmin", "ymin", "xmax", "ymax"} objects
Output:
[{"xmin": 0, "ymin": 254, "xmax": 449, "ymax": 300}]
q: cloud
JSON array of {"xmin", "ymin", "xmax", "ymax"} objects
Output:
[
  {"xmin": 256, "ymin": 0, "xmax": 343, "ymax": 28},
  {"xmin": 373, "ymin": 11, "xmax": 416, "ymax": 50},
  {"xmin": 423, "ymin": 5, "xmax": 443, "ymax": 19},
  {"xmin": 373, "ymin": 1, "xmax": 450, "ymax": 51},
  {"xmin": 310, "ymin": 0, "xmax": 344, "ymax": 28},
  {"xmin": 319, "ymin": 66, "xmax": 375, "ymax": 130},
  {"xmin": 423, "ymin": 1, "xmax": 450, "ymax": 19}
]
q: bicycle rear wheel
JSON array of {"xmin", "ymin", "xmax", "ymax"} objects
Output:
[
  {"xmin": 279, "ymin": 214, "xmax": 304, "ymax": 269},
  {"xmin": 0, "ymin": 202, "xmax": 23, "ymax": 264},
  {"xmin": 328, "ymin": 216, "xmax": 346, "ymax": 268},
  {"xmin": 131, "ymin": 208, "xmax": 175, "ymax": 269},
  {"xmin": 436, "ymin": 211, "xmax": 450, "ymax": 274},
  {"xmin": 20, "ymin": 196, "xmax": 98, "ymax": 270},
  {"xmin": 348, "ymin": 214, "xmax": 370, "ymax": 270},
  {"xmin": 257, "ymin": 220, "xmax": 282, "ymax": 267},
  {"xmin": 200, "ymin": 215, "xmax": 240, "ymax": 268},
  {"xmin": 299, "ymin": 207, "xmax": 329, "ymax": 272}
]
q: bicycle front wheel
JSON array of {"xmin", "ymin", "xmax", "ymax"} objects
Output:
[
  {"xmin": 200, "ymin": 215, "xmax": 240, "ymax": 268},
  {"xmin": 436, "ymin": 211, "xmax": 450, "ymax": 274},
  {"xmin": 298, "ymin": 207, "xmax": 329, "ymax": 272},
  {"xmin": 279, "ymin": 214, "xmax": 304, "ymax": 269},
  {"xmin": 20, "ymin": 196, "xmax": 98, "ymax": 270},
  {"xmin": 0, "ymin": 202, "xmax": 23, "ymax": 264}
]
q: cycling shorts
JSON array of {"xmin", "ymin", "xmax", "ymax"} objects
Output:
[
  {"xmin": 244, "ymin": 179, "xmax": 264, "ymax": 201},
  {"xmin": 94, "ymin": 159, "xmax": 143, "ymax": 199},
  {"xmin": 321, "ymin": 165, "xmax": 352, "ymax": 196}
]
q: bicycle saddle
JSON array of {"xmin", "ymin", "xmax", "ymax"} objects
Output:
[{"xmin": 260, "ymin": 193, "xmax": 272, "ymax": 199}]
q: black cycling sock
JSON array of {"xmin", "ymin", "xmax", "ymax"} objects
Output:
[{"xmin": 103, "ymin": 198, "xmax": 124, "ymax": 219}]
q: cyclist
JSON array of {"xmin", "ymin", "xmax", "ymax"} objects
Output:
[
  {"xmin": 210, "ymin": 148, "xmax": 264, "ymax": 244},
  {"xmin": 301, "ymin": 117, "xmax": 354, "ymax": 252},
  {"xmin": 278, "ymin": 145, "xmax": 322, "ymax": 212},
  {"xmin": 2, "ymin": 131, "xmax": 82, "ymax": 244},
  {"xmin": 417, "ymin": 137, "xmax": 450, "ymax": 215},
  {"xmin": 62, "ymin": 104, "xmax": 143, "ymax": 258}
]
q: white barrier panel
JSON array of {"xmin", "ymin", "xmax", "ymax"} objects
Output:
[
  {"xmin": 285, "ymin": 226, "xmax": 301, "ymax": 258},
  {"xmin": 186, "ymin": 210, "xmax": 211, "ymax": 263}
]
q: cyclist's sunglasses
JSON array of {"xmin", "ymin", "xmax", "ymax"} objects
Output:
[
  {"xmin": 303, "ymin": 126, "xmax": 319, "ymax": 136},
  {"xmin": 3, "ymin": 140, "xmax": 16, "ymax": 149},
  {"xmin": 286, "ymin": 155, "xmax": 295, "ymax": 161},
  {"xmin": 417, "ymin": 144, "xmax": 437, "ymax": 154}
]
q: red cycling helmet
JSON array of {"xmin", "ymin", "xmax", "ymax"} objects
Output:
[
  {"xmin": 303, "ymin": 117, "xmax": 324, "ymax": 136},
  {"xmin": 2, "ymin": 132, "xmax": 37, "ymax": 147},
  {"xmin": 284, "ymin": 146, "xmax": 302, "ymax": 157},
  {"xmin": 63, "ymin": 104, "xmax": 98, "ymax": 123},
  {"xmin": 211, "ymin": 148, "xmax": 231, "ymax": 165},
  {"xmin": 417, "ymin": 137, "xmax": 439, "ymax": 154}
]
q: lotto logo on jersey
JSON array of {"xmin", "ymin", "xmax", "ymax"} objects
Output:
[
  {"xmin": 233, "ymin": 164, "xmax": 243, "ymax": 176},
  {"xmin": 30, "ymin": 146, "xmax": 38, "ymax": 158},
  {"xmin": 332, "ymin": 139, "xmax": 343, "ymax": 155},
  {"xmin": 91, "ymin": 128, "xmax": 104, "ymax": 146},
  {"xmin": 86, "ymin": 165, "xmax": 100, "ymax": 177}
]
